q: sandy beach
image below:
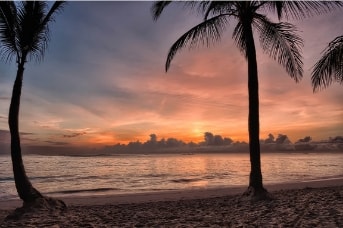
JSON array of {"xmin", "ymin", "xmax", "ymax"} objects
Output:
[{"xmin": 1, "ymin": 178, "xmax": 342, "ymax": 227}]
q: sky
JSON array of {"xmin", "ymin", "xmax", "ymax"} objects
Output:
[{"xmin": 0, "ymin": 1, "xmax": 342, "ymax": 151}]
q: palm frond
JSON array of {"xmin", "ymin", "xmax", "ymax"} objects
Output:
[
  {"xmin": 16, "ymin": 1, "xmax": 46, "ymax": 61},
  {"xmin": 311, "ymin": 35, "xmax": 343, "ymax": 92},
  {"xmin": 203, "ymin": 1, "xmax": 235, "ymax": 20},
  {"xmin": 266, "ymin": 1, "xmax": 343, "ymax": 20},
  {"xmin": 15, "ymin": 1, "xmax": 64, "ymax": 63},
  {"xmin": 254, "ymin": 15, "xmax": 303, "ymax": 82},
  {"xmin": 151, "ymin": 1, "xmax": 172, "ymax": 21},
  {"xmin": 232, "ymin": 21, "xmax": 247, "ymax": 57},
  {"xmin": 264, "ymin": 1, "xmax": 283, "ymax": 19},
  {"xmin": 41, "ymin": 1, "xmax": 66, "ymax": 27},
  {"xmin": 152, "ymin": 1, "xmax": 204, "ymax": 21},
  {"xmin": 166, "ymin": 14, "xmax": 228, "ymax": 71},
  {"xmin": 0, "ymin": 1, "xmax": 18, "ymax": 62},
  {"xmin": 35, "ymin": 1, "xmax": 66, "ymax": 62}
]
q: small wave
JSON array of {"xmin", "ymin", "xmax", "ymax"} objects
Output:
[
  {"xmin": 0, "ymin": 194, "xmax": 18, "ymax": 201},
  {"xmin": 141, "ymin": 173, "xmax": 169, "ymax": 178},
  {"xmin": 48, "ymin": 187, "xmax": 121, "ymax": 195},
  {"xmin": 170, "ymin": 178, "xmax": 203, "ymax": 183},
  {"xmin": 130, "ymin": 188, "xmax": 178, "ymax": 192},
  {"xmin": 310, "ymin": 164, "xmax": 339, "ymax": 167},
  {"xmin": 30, "ymin": 174, "xmax": 75, "ymax": 180},
  {"xmin": 0, "ymin": 177, "xmax": 14, "ymax": 182}
]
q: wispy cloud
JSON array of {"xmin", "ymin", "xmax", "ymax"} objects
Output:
[
  {"xmin": 44, "ymin": 141, "xmax": 70, "ymax": 146},
  {"xmin": 63, "ymin": 132, "xmax": 87, "ymax": 138},
  {"xmin": 0, "ymin": 2, "xmax": 342, "ymax": 149}
]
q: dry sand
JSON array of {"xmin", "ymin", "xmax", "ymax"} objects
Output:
[{"xmin": 1, "ymin": 178, "xmax": 342, "ymax": 227}]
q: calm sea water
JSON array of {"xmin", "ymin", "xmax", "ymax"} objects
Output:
[{"xmin": 0, "ymin": 152, "xmax": 342, "ymax": 201}]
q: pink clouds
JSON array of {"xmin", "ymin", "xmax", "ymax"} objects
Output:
[{"xmin": 0, "ymin": 2, "xmax": 341, "ymax": 150}]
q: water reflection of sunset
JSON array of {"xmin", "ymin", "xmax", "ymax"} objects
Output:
[{"xmin": 3, "ymin": 153, "xmax": 342, "ymax": 199}]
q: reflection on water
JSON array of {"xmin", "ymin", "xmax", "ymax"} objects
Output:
[{"xmin": 0, "ymin": 152, "xmax": 342, "ymax": 200}]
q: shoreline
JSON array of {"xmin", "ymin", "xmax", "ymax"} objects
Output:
[
  {"xmin": 63, "ymin": 176, "xmax": 343, "ymax": 205},
  {"xmin": 1, "ymin": 177, "xmax": 342, "ymax": 210}
]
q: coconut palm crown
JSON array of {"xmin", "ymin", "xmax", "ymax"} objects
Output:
[
  {"xmin": 152, "ymin": 1, "xmax": 343, "ymax": 198},
  {"xmin": 0, "ymin": 1, "xmax": 65, "ymax": 203}
]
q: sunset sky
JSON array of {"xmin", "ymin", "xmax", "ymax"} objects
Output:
[{"xmin": 0, "ymin": 2, "xmax": 342, "ymax": 150}]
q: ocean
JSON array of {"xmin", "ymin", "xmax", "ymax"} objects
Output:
[{"xmin": 0, "ymin": 152, "xmax": 342, "ymax": 201}]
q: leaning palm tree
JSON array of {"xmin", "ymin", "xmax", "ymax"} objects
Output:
[
  {"xmin": 312, "ymin": 35, "xmax": 343, "ymax": 92},
  {"xmin": 152, "ymin": 1, "xmax": 342, "ymax": 198},
  {"xmin": 0, "ymin": 1, "xmax": 66, "ymax": 207}
]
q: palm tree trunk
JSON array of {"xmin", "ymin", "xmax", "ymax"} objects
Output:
[
  {"xmin": 8, "ymin": 61, "xmax": 42, "ymax": 202},
  {"xmin": 244, "ymin": 22, "xmax": 266, "ymax": 194}
]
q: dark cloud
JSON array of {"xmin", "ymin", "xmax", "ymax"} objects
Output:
[
  {"xmin": 262, "ymin": 133, "xmax": 292, "ymax": 145},
  {"xmin": 0, "ymin": 130, "xmax": 10, "ymax": 143},
  {"xmin": 328, "ymin": 136, "xmax": 343, "ymax": 143},
  {"xmin": 275, "ymin": 134, "xmax": 292, "ymax": 144},
  {"xmin": 103, "ymin": 132, "xmax": 239, "ymax": 154},
  {"xmin": 44, "ymin": 141, "xmax": 70, "ymax": 146},
  {"xmin": 296, "ymin": 136, "xmax": 312, "ymax": 143},
  {"xmin": 264, "ymin": 133, "xmax": 275, "ymax": 144},
  {"xmin": 21, "ymin": 132, "xmax": 34, "ymax": 136},
  {"xmin": 63, "ymin": 132, "xmax": 87, "ymax": 138},
  {"xmin": 0, "ymin": 130, "xmax": 34, "ymax": 141},
  {"xmin": 0, "ymin": 97, "xmax": 10, "ymax": 100}
]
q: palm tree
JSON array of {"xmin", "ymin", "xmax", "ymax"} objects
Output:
[
  {"xmin": 152, "ymin": 1, "xmax": 342, "ymax": 198},
  {"xmin": 312, "ymin": 35, "xmax": 343, "ymax": 92},
  {"xmin": 0, "ymin": 1, "xmax": 65, "ymax": 206}
]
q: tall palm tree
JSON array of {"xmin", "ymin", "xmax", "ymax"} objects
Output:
[
  {"xmin": 152, "ymin": 1, "xmax": 342, "ymax": 198},
  {"xmin": 0, "ymin": 1, "xmax": 65, "ymax": 205},
  {"xmin": 312, "ymin": 35, "xmax": 343, "ymax": 92}
]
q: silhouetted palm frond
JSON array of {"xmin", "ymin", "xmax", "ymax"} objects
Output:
[
  {"xmin": 0, "ymin": 1, "xmax": 18, "ymax": 62},
  {"xmin": 203, "ymin": 1, "xmax": 235, "ymax": 20},
  {"xmin": 254, "ymin": 14, "xmax": 303, "ymax": 81},
  {"xmin": 42, "ymin": 1, "xmax": 65, "ymax": 26},
  {"xmin": 152, "ymin": 1, "xmax": 206, "ymax": 21},
  {"xmin": 232, "ymin": 21, "xmax": 246, "ymax": 56},
  {"xmin": 17, "ymin": 1, "xmax": 48, "ymax": 61},
  {"xmin": 312, "ymin": 35, "xmax": 343, "ymax": 92},
  {"xmin": 152, "ymin": 1, "xmax": 172, "ymax": 21},
  {"xmin": 166, "ymin": 14, "xmax": 228, "ymax": 71},
  {"xmin": 266, "ymin": 1, "xmax": 343, "ymax": 20}
]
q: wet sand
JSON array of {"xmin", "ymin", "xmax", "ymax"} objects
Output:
[{"xmin": 1, "ymin": 178, "xmax": 342, "ymax": 227}]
